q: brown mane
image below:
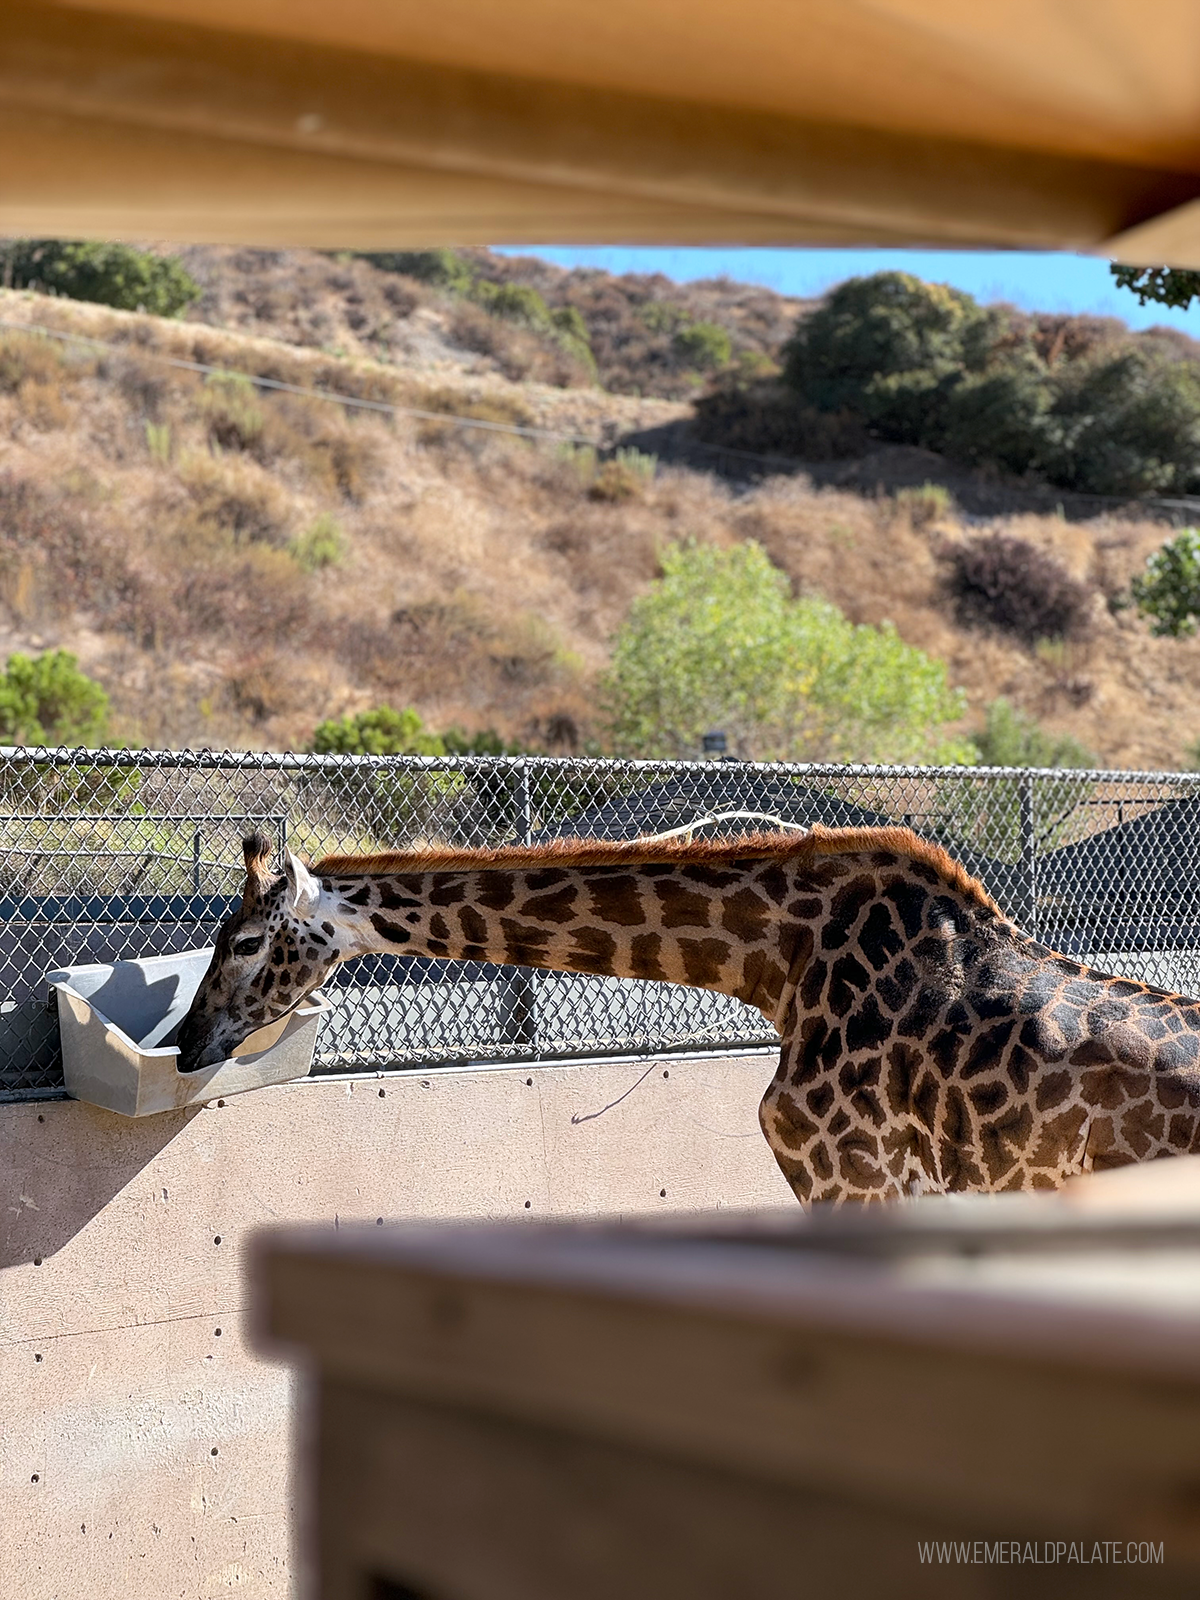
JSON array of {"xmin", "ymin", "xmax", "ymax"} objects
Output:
[{"xmin": 313, "ymin": 825, "xmax": 1003, "ymax": 917}]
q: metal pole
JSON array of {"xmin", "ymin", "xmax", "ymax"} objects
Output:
[
  {"xmin": 507, "ymin": 762, "xmax": 539, "ymax": 1055},
  {"xmin": 1020, "ymin": 775, "xmax": 1037, "ymax": 939},
  {"xmin": 192, "ymin": 826, "xmax": 201, "ymax": 893}
]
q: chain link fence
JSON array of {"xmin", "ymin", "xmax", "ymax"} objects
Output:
[{"xmin": 4, "ymin": 747, "xmax": 1200, "ymax": 1101}]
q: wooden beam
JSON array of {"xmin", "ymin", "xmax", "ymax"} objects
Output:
[{"xmin": 4, "ymin": 3, "xmax": 1198, "ymax": 247}]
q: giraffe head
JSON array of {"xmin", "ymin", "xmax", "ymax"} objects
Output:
[{"xmin": 176, "ymin": 831, "xmax": 345, "ymax": 1072}]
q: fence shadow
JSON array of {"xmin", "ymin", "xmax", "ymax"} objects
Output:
[{"xmin": 0, "ymin": 1098, "xmax": 202, "ymax": 1268}]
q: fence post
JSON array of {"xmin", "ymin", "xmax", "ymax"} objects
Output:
[
  {"xmin": 1019, "ymin": 774, "xmax": 1038, "ymax": 938},
  {"xmin": 506, "ymin": 761, "xmax": 539, "ymax": 1055}
]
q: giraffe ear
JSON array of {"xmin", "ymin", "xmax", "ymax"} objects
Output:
[{"xmin": 284, "ymin": 850, "xmax": 322, "ymax": 918}]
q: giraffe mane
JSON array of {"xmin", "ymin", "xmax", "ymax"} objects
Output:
[{"xmin": 311, "ymin": 825, "xmax": 1003, "ymax": 916}]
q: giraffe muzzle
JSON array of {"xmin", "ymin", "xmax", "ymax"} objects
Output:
[{"xmin": 176, "ymin": 1011, "xmax": 241, "ymax": 1074}]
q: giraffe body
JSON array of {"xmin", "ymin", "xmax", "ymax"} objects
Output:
[{"xmin": 177, "ymin": 826, "xmax": 1200, "ymax": 1203}]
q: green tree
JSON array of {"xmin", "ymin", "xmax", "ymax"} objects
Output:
[
  {"xmin": 974, "ymin": 699, "xmax": 1093, "ymax": 768},
  {"xmin": 0, "ymin": 650, "xmax": 110, "ymax": 746},
  {"xmin": 776, "ymin": 269, "xmax": 1200, "ymax": 497},
  {"xmin": 0, "ymin": 240, "xmax": 200, "ymax": 317},
  {"xmin": 604, "ymin": 540, "xmax": 974, "ymax": 764},
  {"xmin": 1043, "ymin": 347, "xmax": 1200, "ymax": 496},
  {"xmin": 940, "ymin": 354, "xmax": 1051, "ymax": 476},
  {"xmin": 1110, "ymin": 264, "xmax": 1200, "ymax": 311},
  {"xmin": 1130, "ymin": 527, "xmax": 1200, "ymax": 636},
  {"xmin": 310, "ymin": 705, "xmax": 446, "ymax": 756},
  {"xmin": 783, "ymin": 272, "xmax": 994, "ymax": 444}
]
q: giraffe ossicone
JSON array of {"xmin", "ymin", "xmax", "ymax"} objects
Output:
[{"xmin": 176, "ymin": 825, "xmax": 1200, "ymax": 1204}]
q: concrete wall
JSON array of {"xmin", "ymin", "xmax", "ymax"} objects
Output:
[{"xmin": 0, "ymin": 1050, "xmax": 792, "ymax": 1600}]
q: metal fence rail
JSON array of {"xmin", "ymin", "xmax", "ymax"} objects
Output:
[{"xmin": 4, "ymin": 747, "xmax": 1200, "ymax": 1101}]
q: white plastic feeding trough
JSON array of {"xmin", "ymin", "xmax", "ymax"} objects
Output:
[{"xmin": 46, "ymin": 948, "xmax": 331, "ymax": 1117}]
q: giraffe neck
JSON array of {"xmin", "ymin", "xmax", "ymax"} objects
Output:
[{"xmin": 320, "ymin": 856, "xmax": 799, "ymax": 1017}]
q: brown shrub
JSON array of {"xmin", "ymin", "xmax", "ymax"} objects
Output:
[
  {"xmin": 379, "ymin": 277, "xmax": 419, "ymax": 315},
  {"xmin": 414, "ymin": 389, "xmax": 537, "ymax": 453},
  {"xmin": 178, "ymin": 547, "xmax": 312, "ymax": 648},
  {"xmin": 19, "ymin": 379, "xmax": 73, "ymax": 432},
  {"xmin": 107, "ymin": 352, "xmax": 192, "ymax": 419},
  {"xmin": 0, "ymin": 330, "xmax": 74, "ymax": 394},
  {"xmin": 446, "ymin": 302, "xmax": 589, "ymax": 388},
  {"xmin": 256, "ymin": 393, "xmax": 382, "ymax": 500},
  {"xmin": 199, "ymin": 375, "xmax": 265, "ymax": 451},
  {"xmin": 360, "ymin": 594, "xmax": 577, "ymax": 706},
  {"xmin": 308, "ymin": 362, "xmax": 402, "ymax": 406},
  {"xmin": 0, "ymin": 470, "xmax": 149, "ymax": 635},
  {"xmin": 176, "ymin": 453, "xmax": 293, "ymax": 547},
  {"xmin": 587, "ymin": 455, "xmax": 652, "ymax": 503},
  {"xmin": 225, "ymin": 656, "xmax": 296, "ymax": 724},
  {"xmin": 949, "ymin": 532, "xmax": 1093, "ymax": 644}
]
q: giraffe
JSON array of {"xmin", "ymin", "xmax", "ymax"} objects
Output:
[{"xmin": 176, "ymin": 824, "xmax": 1200, "ymax": 1203}]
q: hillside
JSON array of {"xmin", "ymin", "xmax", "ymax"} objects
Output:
[
  {"xmin": 175, "ymin": 244, "xmax": 808, "ymax": 399},
  {"xmin": 1, "ymin": 259, "xmax": 1200, "ymax": 772}
]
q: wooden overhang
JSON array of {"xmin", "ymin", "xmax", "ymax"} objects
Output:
[{"xmin": 5, "ymin": 2, "xmax": 1200, "ymax": 257}]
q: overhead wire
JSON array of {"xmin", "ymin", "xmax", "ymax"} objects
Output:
[
  {"xmin": 7, "ymin": 309, "xmax": 1198, "ymax": 504},
  {"xmin": 0, "ymin": 309, "xmax": 840, "ymax": 474},
  {"xmin": 0, "ymin": 313, "xmax": 603, "ymax": 446}
]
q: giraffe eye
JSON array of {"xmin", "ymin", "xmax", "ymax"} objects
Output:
[{"xmin": 232, "ymin": 934, "xmax": 265, "ymax": 958}]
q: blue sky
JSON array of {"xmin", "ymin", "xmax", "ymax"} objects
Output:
[{"xmin": 496, "ymin": 248, "xmax": 1200, "ymax": 336}]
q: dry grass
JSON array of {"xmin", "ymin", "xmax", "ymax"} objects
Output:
[
  {"xmin": 170, "ymin": 244, "xmax": 808, "ymax": 400},
  {"xmin": 0, "ymin": 288, "xmax": 1198, "ymax": 769}
]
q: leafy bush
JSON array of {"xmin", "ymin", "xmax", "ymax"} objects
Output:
[
  {"xmin": 472, "ymin": 280, "xmax": 596, "ymax": 372},
  {"xmin": 310, "ymin": 705, "xmax": 445, "ymax": 756},
  {"xmin": 604, "ymin": 540, "xmax": 974, "ymax": 764},
  {"xmin": 546, "ymin": 305, "xmax": 596, "ymax": 372},
  {"xmin": 475, "ymin": 282, "xmax": 547, "ymax": 325},
  {"xmin": 974, "ymin": 698, "xmax": 1093, "ymax": 768},
  {"xmin": 1130, "ymin": 527, "xmax": 1200, "ymax": 636},
  {"xmin": 356, "ymin": 249, "xmax": 473, "ymax": 294},
  {"xmin": 0, "ymin": 650, "xmax": 110, "ymax": 746},
  {"xmin": 950, "ymin": 534, "xmax": 1091, "ymax": 644},
  {"xmin": 0, "ymin": 240, "xmax": 200, "ymax": 317},
  {"xmin": 672, "ymin": 321, "xmax": 732, "ymax": 372}
]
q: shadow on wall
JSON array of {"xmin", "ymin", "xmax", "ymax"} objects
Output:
[{"xmin": 0, "ymin": 1099, "xmax": 202, "ymax": 1268}]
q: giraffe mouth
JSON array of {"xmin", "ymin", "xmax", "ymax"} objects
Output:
[
  {"xmin": 176, "ymin": 1013, "xmax": 237, "ymax": 1074},
  {"xmin": 177, "ymin": 1039, "xmax": 227, "ymax": 1074}
]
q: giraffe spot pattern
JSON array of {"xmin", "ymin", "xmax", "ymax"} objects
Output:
[{"xmin": 192, "ymin": 833, "xmax": 1200, "ymax": 1205}]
